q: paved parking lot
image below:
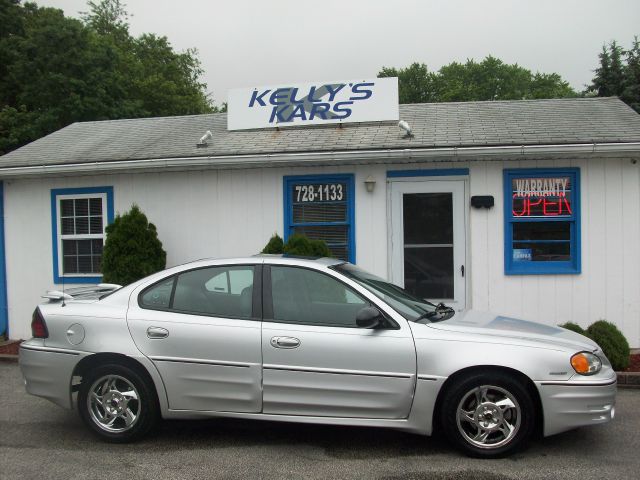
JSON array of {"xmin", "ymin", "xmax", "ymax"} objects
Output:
[{"xmin": 1, "ymin": 361, "xmax": 638, "ymax": 480}]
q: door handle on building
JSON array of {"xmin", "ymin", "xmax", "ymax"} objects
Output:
[
  {"xmin": 270, "ymin": 336, "xmax": 300, "ymax": 349},
  {"xmin": 461, "ymin": 265, "xmax": 465, "ymax": 277},
  {"xmin": 147, "ymin": 326, "xmax": 169, "ymax": 339}
]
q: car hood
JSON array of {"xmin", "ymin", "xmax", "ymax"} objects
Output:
[{"xmin": 426, "ymin": 309, "xmax": 598, "ymax": 352}]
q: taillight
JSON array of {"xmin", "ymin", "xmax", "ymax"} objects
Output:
[{"xmin": 31, "ymin": 308, "xmax": 49, "ymax": 338}]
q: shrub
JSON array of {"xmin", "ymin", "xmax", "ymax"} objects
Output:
[
  {"xmin": 262, "ymin": 233, "xmax": 284, "ymax": 254},
  {"xmin": 586, "ymin": 320, "xmax": 630, "ymax": 371},
  {"xmin": 558, "ymin": 322, "xmax": 586, "ymax": 335},
  {"xmin": 101, "ymin": 204, "xmax": 167, "ymax": 286},
  {"xmin": 283, "ymin": 233, "xmax": 332, "ymax": 257},
  {"xmin": 261, "ymin": 233, "xmax": 332, "ymax": 258}
]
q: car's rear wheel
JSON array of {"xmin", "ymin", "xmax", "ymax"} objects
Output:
[
  {"xmin": 78, "ymin": 363, "xmax": 158, "ymax": 442},
  {"xmin": 440, "ymin": 371, "xmax": 535, "ymax": 458}
]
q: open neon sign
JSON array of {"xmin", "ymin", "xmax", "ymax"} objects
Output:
[{"xmin": 511, "ymin": 177, "xmax": 573, "ymax": 217}]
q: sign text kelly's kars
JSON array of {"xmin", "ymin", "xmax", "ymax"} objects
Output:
[{"xmin": 227, "ymin": 78, "xmax": 399, "ymax": 130}]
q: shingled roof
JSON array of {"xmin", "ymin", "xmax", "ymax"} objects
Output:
[{"xmin": 2, "ymin": 97, "xmax": 640, "ymax": 169}]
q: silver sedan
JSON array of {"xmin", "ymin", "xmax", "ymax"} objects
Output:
[{"xmin": 19, "ymin": 256, "xmax": 616, "ymax": 457}]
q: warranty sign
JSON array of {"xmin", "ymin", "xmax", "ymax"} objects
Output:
[{"xmin": 227, "ymin": 77, "xmax": 399, "ymax": 130}]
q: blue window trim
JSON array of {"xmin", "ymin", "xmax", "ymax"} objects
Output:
[
  {"xmin": 51, "ymin": 187, "xmax": 114, "ymax": 284},
  {"xmin": 387, "ymin": 168, "xmax": 469, "ymax": 178},
  {"xmin": 283, "ymin": 174, "xmax": 356, "ymax": 263},
  {"xmin": 0, "ymin": 182, "xmax": 8, "ymax": 337},
  {"xmin": 503, "ymin": 168, "xmax": 581, "ymax": 275}
]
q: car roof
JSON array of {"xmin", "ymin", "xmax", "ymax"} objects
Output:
[{"xmin": 172, "ymin": 254, "xmax": 346, "ymax": 270}]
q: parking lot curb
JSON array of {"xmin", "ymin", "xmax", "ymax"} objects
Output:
[
  {"xmin": 0, "ymin": 354, "xmax": 18, "ymax": 363},
  {"xmin": 617, "ymin": 372, "xmax": 640, "ymax": 388}
]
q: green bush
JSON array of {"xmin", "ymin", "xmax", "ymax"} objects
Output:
[
  {"xmin": 261, "ymin": 233, "xmax": 284, "ymax": 254},
  {"xmin": 586, "ymin": 320, "xmax": 630, "ymax": 371},
  {"xmin": 283, "ymin": 233, "xmax": 332, "ymax": 257},
  {"xmin": 260, "ymin": 233, "xmax": 332, "ymax": 258},
  {"xmin": 558, "ymin": 322, "xmax": 587, "ymax": 335},
  {"xmin": 102, "ymin": 205, "xmax": 167, "ymax": 286}
]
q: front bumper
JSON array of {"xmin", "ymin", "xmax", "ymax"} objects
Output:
[
  {"xmin": 19, "ymin": 342, "xmax": 83, "ymax": 410},
  {"xmin": 537, "ymin": 378, "xmax": 617, "ymax": 437}
]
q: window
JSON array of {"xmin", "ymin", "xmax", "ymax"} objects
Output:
[
  {"xmin": 269, "ymin": 266, "xmax": 367, "ymax": 327},
  {"xmin": 172, "ymin": 266, "xmax": 255, "ymax": 318},
  {"xmin": 51, "ymin": 187, "xmax": 114, "ymax": 284},
  {"xmin": 503, "ymin": 168, "xmax": 580, "ymax": 274},
  {"xmin": 284, "ymin": 174, "xmax": 355, "ymax": 262},
  {"xmin": 140, "ymin": 277, "xmax": 174, "ymax": 309}
]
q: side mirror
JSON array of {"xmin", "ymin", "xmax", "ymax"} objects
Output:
[{"xmin": 356, "ymin": 306, "xmax": 385, "ymax": 329}]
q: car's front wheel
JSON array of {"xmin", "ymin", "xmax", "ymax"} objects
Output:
[
  {"xmin": 439, "ymin": 372, "xmax": 535, "ymax": 458},
  {"xmin": 78, "ymin": 363, "xmax": 158, "ymax": 442}
]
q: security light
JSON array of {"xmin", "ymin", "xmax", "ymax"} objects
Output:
[
  {"xmin": 197, "ymin": 130, "xmax": 213, "ymax": 147},
  {"xmin": 398, "ymin": 120, "xmax": 413, "ymax": 138}
]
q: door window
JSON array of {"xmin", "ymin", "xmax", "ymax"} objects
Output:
[
  {"xmin": 403, "ymin": 192, "xmax": 454, "ymax": 299},
  {"xmin": 269, "ymin": 266, "xmax": 366, "ymax": 327},
  {"xmin": 139, "ymin": 266, "xmax": 255, "ymax": 318}
]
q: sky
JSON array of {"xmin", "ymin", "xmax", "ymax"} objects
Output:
[{"xmin": 36, "ymin": 0, "xmax": 640, "ymax": 107}]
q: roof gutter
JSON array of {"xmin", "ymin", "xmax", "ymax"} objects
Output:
[{"xmin": 1, "ymin": 142, "xmax": 639, "ymax": 178}]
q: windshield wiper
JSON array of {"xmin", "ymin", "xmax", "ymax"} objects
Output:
[{"xmin": 416, "ymin": 302, "xmax": 455, "ymax": 322}]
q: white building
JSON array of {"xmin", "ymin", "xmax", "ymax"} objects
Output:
[{"xmin": 1, "ymin": 94, "xmax": 639, "ymax": 345}]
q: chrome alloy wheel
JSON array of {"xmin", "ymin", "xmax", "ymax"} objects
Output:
[
  {"xmin": 456, "ymin": 385, "xmax": 521, "ymax": 449},
  {"xmin": 87, "ymin": 375, "xmax": 141, "ymax": 433}
]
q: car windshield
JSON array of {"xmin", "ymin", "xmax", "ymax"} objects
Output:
[{"xmin": 332, "ymin": 263, "xmax": 437, "ymax": 322}]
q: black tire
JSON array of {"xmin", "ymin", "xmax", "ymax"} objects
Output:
[
  {"xmin": 78, "ymin": 363, "xmax": 158, "ymax": 443},
  {"xmin": 439, "ymin": 371, "xmax": 535, "ymax": 458}
]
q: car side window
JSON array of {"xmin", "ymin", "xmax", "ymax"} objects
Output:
[
  {"xmin": 270, "ymin": 266, "xmax": 367, "ymax": 327},
  {"xmin": 140, "ymin": 277, "xmax": 174, "ymax": 309},
  {"xmin": 172, "ymin": 266, "xmax": 254, "ymax": 318}
]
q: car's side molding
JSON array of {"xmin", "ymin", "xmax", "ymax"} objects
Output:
[{"xmin": 263, "ymin": 363, "xmax": 415, "ymax": 379}]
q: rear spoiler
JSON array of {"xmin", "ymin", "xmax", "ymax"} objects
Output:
[{"xmin": 42, "ymin": 283, "xmax": 122, "ymax": 302}]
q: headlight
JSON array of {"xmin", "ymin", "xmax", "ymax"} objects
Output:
[{"xmin": 570, "ymin": 352, "xmax": 602, "ymax": 375}]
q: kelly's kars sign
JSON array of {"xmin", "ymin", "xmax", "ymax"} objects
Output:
[{"xmin": 227, "ymin": 78, "xmax": 399, "ymax": 130}]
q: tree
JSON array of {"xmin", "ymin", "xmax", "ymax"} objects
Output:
[
  {"xmin": 101, "ymin": 204, "xmax": 167, "ymax": 285},
  {"xmin": 378, "ymin": 56, "xmax": 577, "ymax": 104},
  {"xmin": 260, "ymin": 233, "xmax": 332, "ymax": 257},
  {"xmin": 0, "ymin": 0, "xmax": 217, "ymax": 154},
  {"xmin": 622, "ymin": 37, "xmax": 640, "ymax": 112},
  {"xmin": 586, "ymin": 37, "xmax": 640, "ymax": 113}
]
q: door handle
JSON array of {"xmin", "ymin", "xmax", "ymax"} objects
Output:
[
  {"xmin": 147, "ymin": 326, "xmax": 169, "ymax": 339},
  {"xmin": 270, "ymin": 336, "xmax": 300, "ymax": 349}
]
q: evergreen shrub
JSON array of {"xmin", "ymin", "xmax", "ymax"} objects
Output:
[
  {"xmin": 586, "ymin": 320, "xmax": 630, "ymax": 371},
  {"xmin": 558, "ymin": 322, "xmax": 587, "ymax": 335},
  {"xmin": 101, "ymin": 205, "xmax": 167, "ymax": 286}
]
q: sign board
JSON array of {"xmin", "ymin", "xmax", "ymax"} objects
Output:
[
  {"xmin": 227, "ymin": 77, "xmax": 399, "ymax": 130},
  {"xmin": 511, "ymin": 176, "xmax": 573, "ymax": 217}
]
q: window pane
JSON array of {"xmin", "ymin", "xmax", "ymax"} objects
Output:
[
  {"xmin": 92, "ymin": 239, "xmax": 103, "ymax": 254},
  {"xmin": 61, "ymin": 199, "xmax": 74, "ymax": 217},
  {"xmin": 61, "ymin": 217, "xmax": 75, "ymax": 235},
  {"xmin": 513, "ymin": 242, "xmax": 570, "ymax": 261},
  {"xmin": 92, "ymin": 255, "xmax": 102, "ymax": 273},
  {"xmin": 63, "ymin": 240, "xmax": 77, "ymax": 255},
  {"xmin": 77, "ymin": 240, "xmax": 92, "ymax": 255},
  {"xmin": 270, "ymin": 266, "xmax": 366, "ymax": 327},
  {"xmin": 75, "ymin": 198, "xmax": 88, "ymax": 216},
  {"xmin": 140, "ymin": 278, "xmax": 174, "ymax": 309},
  {"xmin": 173, "ymin": 266, "xmax": 254, "ymax": 318},
  {"xmin": 90, "ymin": 216, "xmax": 103, "ymax": 234},
  {"xmin": 75, "ymin": 217, "xmax": 89, "ymax": 235},
  {"xmin": 404, "ymin": 247, "xmax": 453, "ymax": 300},
  {"xmin": 63, "ymin": 256, "xmax": 78, "ymax": 274},
  {"xmin": 513, "ymin": 221, "xmax": 570, "ymax": 241},
  {"xmin": 77, "ymin": 255, "xmax": 93, "ymax": 273},
  {"xmin": 403, "ymin": 193, "xmax": 453, "ymax": 245},
  {"xmin": 89, "ymin": 198, "xmax": 102, "ymax": 216},
  {"xmin": 293, "ymin": 203, "xmax": 347, "ymax": 223}
]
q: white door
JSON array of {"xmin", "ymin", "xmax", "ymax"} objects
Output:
[{"xmin": 390, "ymin": 180, "xmax": 467, "ymax": 310}]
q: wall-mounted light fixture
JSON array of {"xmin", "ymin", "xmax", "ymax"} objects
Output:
[{"xmin": 364, "ymin": 175, "xmax": 376, "ymax": 193}]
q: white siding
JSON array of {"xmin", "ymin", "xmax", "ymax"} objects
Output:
[{"xmin": 4, "ymin": 158, "xmax": 640, "ymax": 346}]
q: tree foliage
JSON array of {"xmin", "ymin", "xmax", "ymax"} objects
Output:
[
  {"xmin": 0, "ymin": 0, "xmax": 218, "ymax": 154},
  {"xmin": 587, "ymin": 37, "xmax": 640, "ymax": 113},
  {"xmin": 102, "ymin": 204, "xmax": 166, "ymax": 286},
  {"xmin": 379, "ymin": 56, "xmax": 576, "ymax": 104}
]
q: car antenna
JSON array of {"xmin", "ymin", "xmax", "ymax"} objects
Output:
[{"xmin": 61, "ymin": 271, "xmax": 66, "ymax": 307}]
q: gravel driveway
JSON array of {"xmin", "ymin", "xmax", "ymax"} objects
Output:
[{"xmin": 1, "ymin": 361, "xmax": 638, "ymax": 480}]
